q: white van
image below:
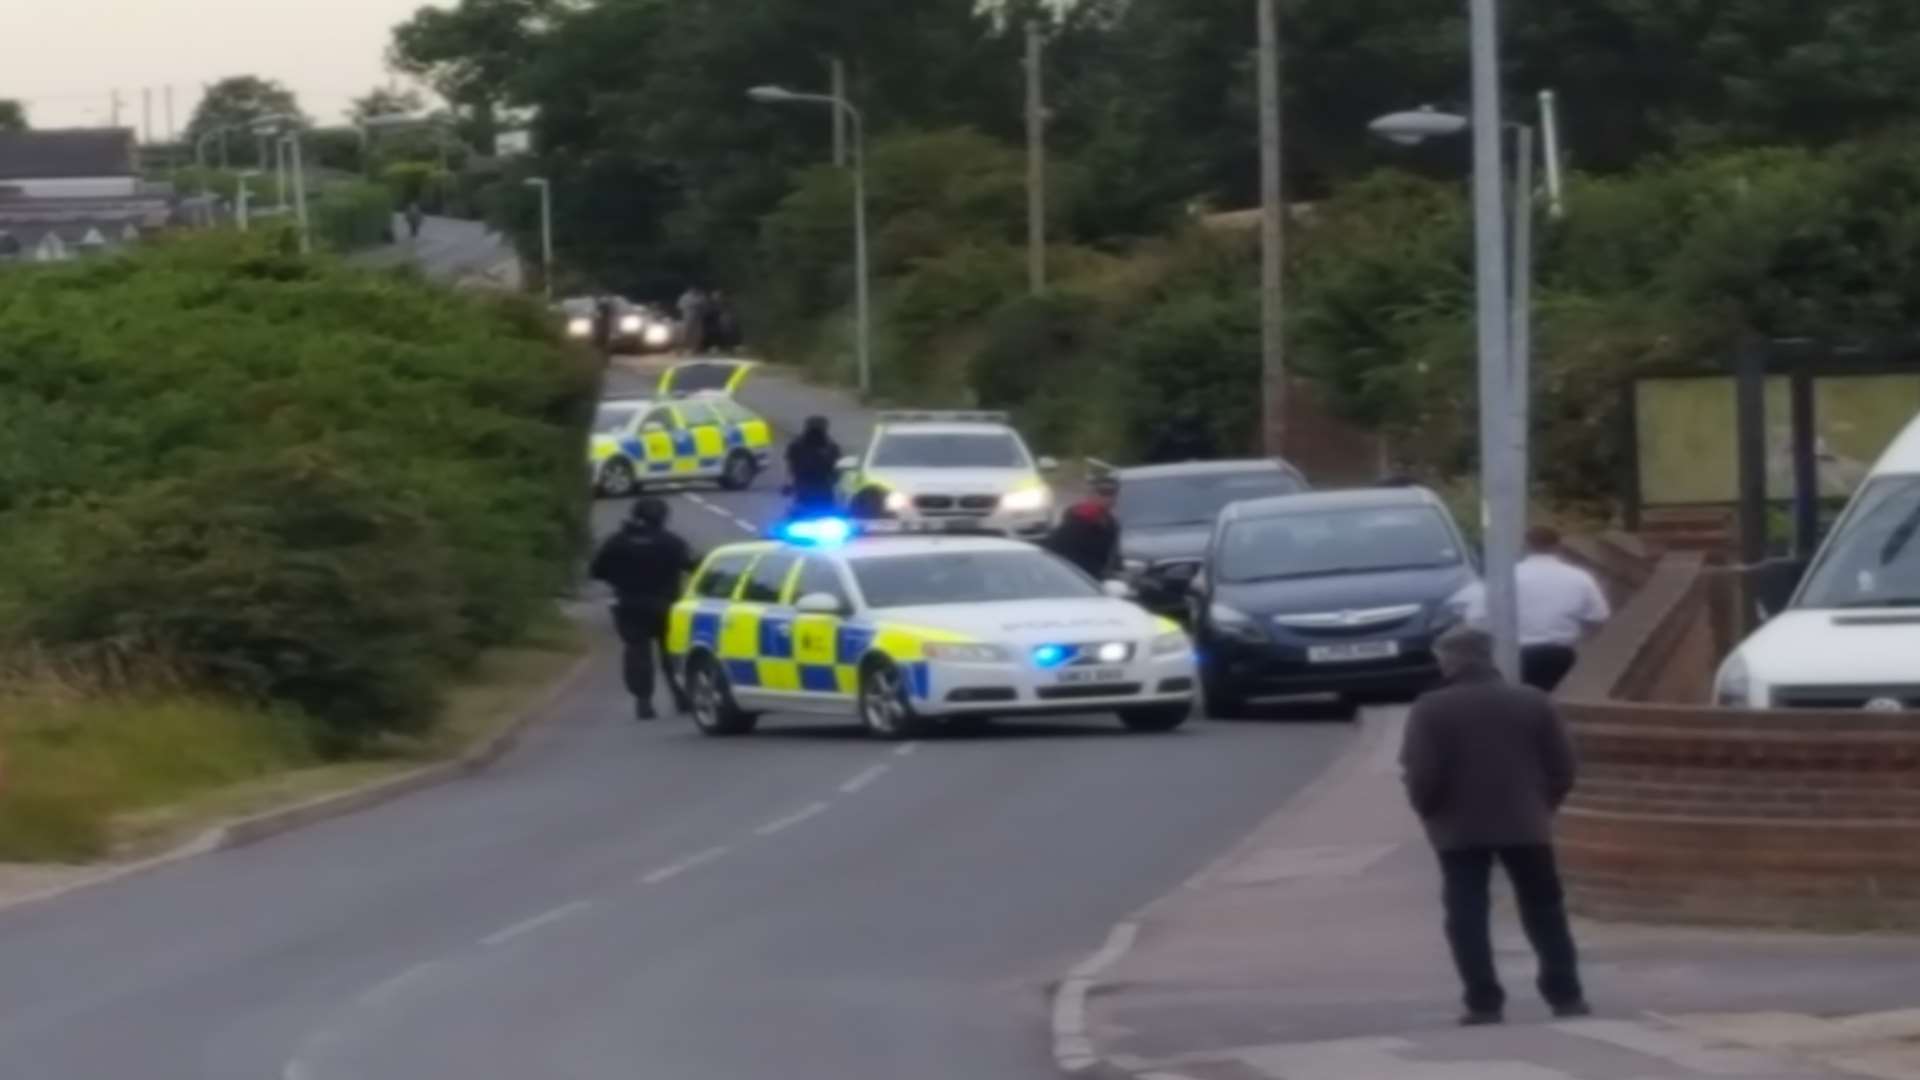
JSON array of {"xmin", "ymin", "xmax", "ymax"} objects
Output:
[{"xmin": 1714, "ymin": 414, "xmax": 1920, "ymax": 709}]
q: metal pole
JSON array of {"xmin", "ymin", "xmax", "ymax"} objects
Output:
[
  {"xmin": 165, "ymin": 85, "xmax": 176, "ymax": 144},
  {"xmin": 287, "ymin": 135, "xmax": 311, "ymax": 254},
  {"xmin": 1538, "ymin": 90, "xmax": 1566, "ymax": 221},
  {"xmin": 830, "ymin": 58, "xmax": 848, "ymax": 168},
  {"xmin": 1026, "ymin": 19, "xmax": 1048, "ymax": 295},
  {"xmin": 1509, "ymin": 124, "xmax": 1535, "ymax": 528},
  {"xmin": 1789, "ymin": 367, "xmax": 1819, "ymax": 556},
  {"xmin": 847, "ymin": 102, "xmax": 872, "ymax": 396},
  {"xmin": 142, "ymin": 87, "xmax": 153, "ymax": 145},
  {"xmin": 539, "ymin": 181, "xmax": 554, "ymax": 299},
  {"xmin": 275, "ymin": 139, "xmax": 288, "ymax": 211},
  {"xmin": 237, "ymin": 177, "xmax": 251, "ymax": 232},
  {"xmin": 1256, "ymin": 0, "xmax": 1287, "ymax": 457},
  {"xmin": 1469, "ymin": 0, "xmax": 1520, "ymax": 681}
]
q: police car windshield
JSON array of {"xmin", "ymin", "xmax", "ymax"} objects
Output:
[
  {"xmin": 1117, "ymin": 471, "xmax": 1303, "ymax": 529},
  {"xmin": 872, "ymin": 432, "xmax": 1028, "ymax": 469},
  {"xmin": 852, "ymin": 550, "xmax": 1098, "ymax": 608},
  {"xmin": 1218, "ymin": 506, "xmax": 1463, "ymax": 584},
  {"xmin": 593, "ymin": 402, "xmax": 644, "ymax": 434},
  {"xmin": 1797, "ymin": 475, "xmax": 1920, "ymax": 609}
]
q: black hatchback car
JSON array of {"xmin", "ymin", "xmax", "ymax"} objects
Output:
[
  {"xmin": 1189, "ymin": 487, "xmax": 1478, "ymax": 715},
  {"xmin": 1113, "ymin": 459, "xmax": 1308, "ymax": 616}
]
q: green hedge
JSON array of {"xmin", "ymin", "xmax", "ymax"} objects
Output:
[
  {"xmin": 0, "ymin": 234, "xmax": 595, "ymax": 747},
  {"xmin": 312, "ymin": 180, "xmax": 398, "ymax": 252}
]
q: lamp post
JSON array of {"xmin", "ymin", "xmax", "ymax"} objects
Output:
[
  {"xmin": 254, "ymin": 114, "xmax": 310, "ymax": 255},
  {"xmin": 524, "ymin": 177, "xmax": 553, "ymax": 299},
  {"xmin": 236, "ymin": 170, "xmax": 259, "ymax": 232},
  {"xmin": 1369, "ymin": 85, "xmax": 1555, "ymax": 682},
  {"xmin": 748, "ymin": 83, "xmax": 871, "ymax": 396}
]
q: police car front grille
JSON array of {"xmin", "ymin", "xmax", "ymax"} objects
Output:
[
  {"xmin": 1772, "ymin": 685, "xmax": 1920, "ymax": 711},
  {"xmin": 915, "ymin": 495, "xmax": 955, "ymax": 511},
  {"xmin": 1038, "ymin": 683, "xmax": 1144, "ymax": 701},
  {"xmin": 959, "ymin": 495, "xmax": 999, "ymax": 511},
  {"xmin": 912, "ymin": 494, "xmax": 1001, "ymax": 514}
]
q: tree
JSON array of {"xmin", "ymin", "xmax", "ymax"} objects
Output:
[
  {"xmin": 389, "ymin": 0, "xmax": 554, "ymax": 153},
  {"xmin": 185, "ymin": 76, "xmax": 306, "ymax": 166},
  {"xmin": 0, "ymin": 99, "xmax": 27, "ymax": 133},
  {"xmin": 349, "ymin": 85, "xmax": 428, "ymax": 126}
]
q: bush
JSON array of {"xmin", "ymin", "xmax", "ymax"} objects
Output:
[
  {"xmin": 0, "ymin": 234, "xmax": 595, "ymax": 746},
  {"xmin": 312, "ymin": 180, "xmax": 397, "ymax": 251}
]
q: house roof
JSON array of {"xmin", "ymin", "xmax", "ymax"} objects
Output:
[{"xmin": 0, "ymin": 128, "xmax": 138, "ymax": 181}]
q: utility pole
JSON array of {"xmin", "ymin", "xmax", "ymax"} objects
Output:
[
  {"xmin": 1257, "ymin": 0, "xmax": 1287, "ymax": 457},
  {"xmin": 109, "ymin": 89, "xmax": 123, "ymax": 128},
  {"xmin": 830, "ymin": 58, "xmax": 848, "ymax": 167},
  {"xmin": 142, "ymin": 88, "xmax": 153, "ymax": 145},
  {"xmin": 165, "ymin": 85, "xmax": 176, "ymax": 143},
  {"xmin": 1026, "ymin": 18, "xmax": 1048, "ymax": 294}
]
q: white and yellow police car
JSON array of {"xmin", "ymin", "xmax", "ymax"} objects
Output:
[
  {"xmin": 589, "ymin": 361, "xmax": 773, "ymax": 496},
  {"xmin": 835, "ymin": 411, "xmax": 1060, "ymax": 538},
  {"xmin": 666, "ymin": 519, "xmax": 1196, "ymax": 738}
]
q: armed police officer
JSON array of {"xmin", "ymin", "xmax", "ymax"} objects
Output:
[
  {"xmin": 590, "ymin": 497, "xmax": 699, "ymax": 721},
  {"xmin": 785, "ymin": 415, "xmax": 843, "ymax": 517}
]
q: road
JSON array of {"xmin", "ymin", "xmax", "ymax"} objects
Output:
[
  {"xmin": 0, "ymin": 359, "xmax": 1353, "ymax": 1080},
  {"xmin": 353, "ymin": 214, "xmax": 522, "ymax": 289}
]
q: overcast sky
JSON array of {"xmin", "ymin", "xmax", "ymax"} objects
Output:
[{"xmin": 0, "ymin": 0, "xmax": 434, "ymax": 134}]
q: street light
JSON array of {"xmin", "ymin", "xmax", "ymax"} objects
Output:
[
  {"xmin": 748, "ymin": 83, "xmax": 871, "ymax": 396},
  {"xmin": 524, "ymin": 177, "xmax": 553, "ymax": 300},
  {"xmin": 254, "ymin": 114, "xmax": 310, "ymax": 255}
]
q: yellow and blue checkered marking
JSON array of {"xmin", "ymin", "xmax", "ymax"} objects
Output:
[{"xmin": 673, "ymin": 601, "xmax": 936, "ymax": 700}]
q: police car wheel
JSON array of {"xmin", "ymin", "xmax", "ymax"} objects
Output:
[
  {"xmin": 1118, "ymin": 704, "xmax": 1191, "ymax": 733},
  {"xmin": 718, "ymin": 451, "xmax": 757, "ymax": 491},
  {"xmin": 687, "ymin": 655, "xmax": 757, "ymax": 736},
  {"xmin": 600, "ymin": 458, "xmax": 638, "ymax": 498},
  {"xmin": 859, "ymin": 659, "xmax": 927, "ymax": 740}
]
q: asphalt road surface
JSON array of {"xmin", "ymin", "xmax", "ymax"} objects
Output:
[{"xmin": 0, "ymin": 358, "xmax": 1354, "ymax": 1080}]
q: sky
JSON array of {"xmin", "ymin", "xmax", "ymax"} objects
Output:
[{"xmin": 0, "ymin": 0, "xmax": 437, "ymax": 134}]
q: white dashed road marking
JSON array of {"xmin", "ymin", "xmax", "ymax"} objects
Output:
[
  {"xmin": 893, "ymin": 743, "xmax": 919, "ymax": 757},
  {"xmin": 683, "ymin": 492, "xmax": 759, "ymax": 534},
  {"xmin": 481, "ymin": 900, "xmax": 593, "ymax": 947},
  {"xmin": 838, "ymin": 763, "xmax": 890, "ymax": 794},
  {"xmin": 754, "ymin": 801, "xmax": 830, "ymax": 836},
  {"xmin": 640, "ymin": 845, "xmax": 731, "ymax": 885}
]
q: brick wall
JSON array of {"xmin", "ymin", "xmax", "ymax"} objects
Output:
[{"xmin": 1555, "ymin": 550, "xmax": 1920, "ymax": 929}]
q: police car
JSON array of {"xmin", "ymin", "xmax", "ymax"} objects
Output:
[
  {"xmin": 836, "ymin": 411, "xmax": 1059, "ymax": 538},
  {"xmin": 666, "ymin": 519, "xmax": 1197, "ymax": 738},
  {"xmin": 589, "ymin": 361, "xmax": 774, "ymax": 496}
]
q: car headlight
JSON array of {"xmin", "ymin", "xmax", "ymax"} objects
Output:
[
  {"xmin": 925, "ymin": 642, "xmax": 1012, "ymax": 663},
  {"xmin": 1208, "ymin": 603, "xmax": 1265, "ymax": 643},
  {"xmin": 619, "ymin": 314, "xmax": 643, "ymax": 333},
  {"xmin": 885, "ymin": 490, "xmax": 911, "ymax": 512},
  {"xmin": 644, "ymin": 323, "xmax": 672, "ymax": 346},
  {"xmin": 1713, "ymin": 654, "xmax": 1752, "ymax": 707},
  {"xmin": 1000, "ymin": 484, "xmax": 1052, "ymax": 513},
  {"xmin": 1150, "ymin": 631, "xmax": 1191, "ymax": 657},
  {"xmin": 566, "ymin": 317, "xmax": 592, "ymax": 337}
]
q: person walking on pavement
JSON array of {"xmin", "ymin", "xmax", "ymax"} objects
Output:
[
  {"xmin": 711, "ymin": 290, "xmax": 741, "ymax": 352},
  {"xmin": 589, "ymin": 497, "xmax": 699, "ymax": 721},
  {"xmin": 785, "ymin": 416, "xmax": 843, "ymax": 517},
  {"xmin": 1401, "ymin": 625, "xmax": 1589, "ymax": 1027},
  {"xmin": 1457, "ymin": 525, "xmax": 1612, "ymax": 692},
  {"xmin": 404, "ymin": 202, "xmax": 425, "ymax": 240},
  {"xmin": 677, "ymin": 285, "xmax": 709, "ymax": 355},
  {"xmin": 1043, "ymin": 474, "xmax": 1123, "ymax": 580}
]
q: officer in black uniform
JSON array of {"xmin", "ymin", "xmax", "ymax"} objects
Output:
[
  {"xmin": 785, "ymin": 416, "xmax": 843, "ymax": 517},
  {"xmin": 589, "ymin": 497, "xmax": 699, "ymax": 720}
]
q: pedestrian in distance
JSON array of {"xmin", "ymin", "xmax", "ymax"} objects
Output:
[
  {"xmin": 1456, "ymin": 525, "xmax": 1612, "ymax": 692},
  {"xmin": 1043, "ymin": 473, "xmax": 1123, "ymax": 581},
  {"xmin": 785, "ymin": 415, "xmax": 843, "ymax": 517},
  {"xmin": 405, "ymin": 202, "xmax": 425, "ymax": 240},
  {"xmin": 589, "ymin": 497, "xmax": 699, "ymax": 721},
  {"xmin": 1401, "ymin": 625, "xmax": 1590, "ymax": 1027},
  {"xmin": 711, "ymin": 290, "xmax": 742, "ymax": 352},
  {"xmin": 677, "ymin": 285, "xmax": 708, "ymax": 355}
]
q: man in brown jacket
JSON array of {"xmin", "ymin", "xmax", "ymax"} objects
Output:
[{"xmin": 1401, "ymin": 626, "xmax": 1589, "ymax": 1026}]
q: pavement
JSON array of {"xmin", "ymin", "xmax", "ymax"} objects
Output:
[
  {"xmin": 1070, "ymin": 708, "xmax": 1920, "ymax": 1080},
  {"xmin": 0, "ymin": 354, "xmax": 1355, "ymax": 1080}
]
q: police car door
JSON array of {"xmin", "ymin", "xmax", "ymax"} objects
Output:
[
  {"xmin": 674, "ymin": 400, "xmax": 727, "ymax": 479},
  {"xmin": 637, "ymin": 406, "xmax": 685, "ymax": 479},
  {"xmin": 790, "ymin": 555, "xmax": 859, "ymax": 710},
  {"xmin": 726, "ymin": 548, "xmax": 804, "ymax": 712}
]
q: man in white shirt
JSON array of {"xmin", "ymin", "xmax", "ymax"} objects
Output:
[{"xmin": 1453, "ymin": 525, "xmax": 1612, "ymax": 692}]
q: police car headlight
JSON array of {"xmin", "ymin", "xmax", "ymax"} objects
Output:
[
  {"xmin": 566, "ymin": 317, "xmax": 592, "ymax": 338},
  {"xmin": 924, "ymin": 642, "xmax": 1012, "ymax": 664},
  {"xmin": 1150, "ymin": 632, "xmax": 1191, "ymax": 657},
  {"xmin": 1000, "ymin": 485, "xmax": 1051, "ymax": 513},
  {"xmin": 619, "ymin": 314, "xmax": 643, "ymax": 333},
  {"xmin": 644, "ymin": 322, "xmax": 672, "ymax": 346},
  {"xmin": 885, "ymin": 490, "xmax": 911, "ymax": 513},
  {"xmin": 1713, "ymin": 654, "xmax": 1753, "ymax": 708}
]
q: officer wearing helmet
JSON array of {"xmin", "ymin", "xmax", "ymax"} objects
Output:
[{"xmin": 589, "ymin": 497, "xmax": 699, "ymax": 720}]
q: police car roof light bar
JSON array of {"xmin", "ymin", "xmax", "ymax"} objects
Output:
[{"xmin": 876, "ymin": 410, "xmax": 1011, "ymax": 424}]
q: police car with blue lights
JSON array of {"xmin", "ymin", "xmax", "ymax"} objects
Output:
[
  {"xmin": 666, "ymin": 517, "xmax": 1197, "ymax": 738},
  {"xmin": 589, "ymin": 361, "xmax": 774, "ymax": 496}
]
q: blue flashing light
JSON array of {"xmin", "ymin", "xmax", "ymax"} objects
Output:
[
  {"xmin": 777, "ymin": 516, "xmax": 854, "ymax": 547},
  {"xmin": 1031, "ymin": 644, "xmax": 1071, "ymax": 670}
]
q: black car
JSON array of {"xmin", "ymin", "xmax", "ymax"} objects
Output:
[
  {"xmin": 1189, "ymin": 486, "xmax": 1478, "ymax": 716},
  {"xmin": 1113, "ymin": 459, "xmax": 1308, "ymax": 616}
]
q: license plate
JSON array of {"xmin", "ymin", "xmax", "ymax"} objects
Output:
[
  {"xmin": 1307, "ymin": 641, "xmax": 1400, "ymax": 664},
  {"xmin": 1057, "ymin": 667, "xmax": 1127, "ymax": 685}
]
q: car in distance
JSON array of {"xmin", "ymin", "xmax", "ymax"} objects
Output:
[
  {"xmin": 836, "ymin": 411, "xmax": 1059, "ymax": 538},
  {"xmin": 1714, "ymin": 411, "xmax": 1920, "ymax": 710},
  {"xmin": 666, "ymin": 528, "xmax": 1197, "ymax": 738},
  {"xmin": 1188, "ymin": 486, "xmax": 1478, "ymax": 715},
  {"xmin": 1112, "ymin": 458, "xmax": 1309, "ymax": 616}
]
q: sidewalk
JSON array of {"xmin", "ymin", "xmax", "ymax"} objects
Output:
[{"xmin": 1070, "ymin": 710, "xmax": 1920, "ymax": 1080}]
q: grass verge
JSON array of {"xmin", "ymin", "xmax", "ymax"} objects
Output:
[{"xmin": 0, "ymin": 616, "xmax": 590, "ymax": 865}]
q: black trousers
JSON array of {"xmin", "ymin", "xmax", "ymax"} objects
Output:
[
  {"xmin": 1439, "ymin": 845, "xmax": 1584, "ymax": 1015},
  {"xmin": 1520, "ymin": 644, "xmax": 1578, "ymax": 692},
  {"xmin": 613, "ymin": 603, "xmax": 685, "ymax": 709}
]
